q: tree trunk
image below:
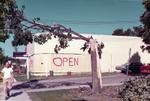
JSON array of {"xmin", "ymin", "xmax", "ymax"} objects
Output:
[{"xmin": 90, "ymin": 39, "xmax": 102, "ymax": 94}]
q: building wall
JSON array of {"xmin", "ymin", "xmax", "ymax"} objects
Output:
[
  {"xmin": 27, "ymin": 34, "xmax": 150, "ymax": 76},
  {"xmin": 26, "ymin": 43, "xmax": 34, "ymax": 56}
]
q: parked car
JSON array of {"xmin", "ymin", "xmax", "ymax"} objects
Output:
[
  {"xmin": 115, "ymin": 63, "xmax": 128, "ymax": 73},
  {"xmin": 140, "ymin": 64, "xmax": 150, "ymax": 74},
  {"xmin": 129, "ymin": 62, "xmax": 143, "ymax": 74},
  {"xmin": 116, "ymin": 62, "xmax": 143, "ymax": 74}
]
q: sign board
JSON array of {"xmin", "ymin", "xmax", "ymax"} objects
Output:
[{"xmin": 51, "ymin": 54, "xmax": 91, "ymax": 73}]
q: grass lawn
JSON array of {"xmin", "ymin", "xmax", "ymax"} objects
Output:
[
  {"xmin": 28, "ymin": 86, "xmax": 121, "ymax": 101},
  {"xmin": 14, "ymin": 74, "xmax": 28, "ymax": 82},
  {"xmin": 28, "ymin": 89, "xmax": 86, "ymax": 101},
  {"xmin": 0, "ymin": 74, "xmax": 27, "ymax": 83}
]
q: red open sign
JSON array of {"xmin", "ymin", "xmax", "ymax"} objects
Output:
[{"xmin": 53, "ymin": 57, "xmax": 79, "ymax": 67}]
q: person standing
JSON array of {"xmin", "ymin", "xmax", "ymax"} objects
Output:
[
  {"xmin": 7, "ymin": 60, "xmax": 16, "ymax": 84},
  {"xmin": 1, "ymin": 61, "xmax": 13, "ymax": 99}
]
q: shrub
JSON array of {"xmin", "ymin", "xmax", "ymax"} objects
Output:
[{"xmin": 119, "ymin": 75, "xmax": 150, "ymax": 101}]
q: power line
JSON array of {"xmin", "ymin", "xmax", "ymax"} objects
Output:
[{"xmin": 39, "ymin": 19, "xmax": 140, "ymax": 25}]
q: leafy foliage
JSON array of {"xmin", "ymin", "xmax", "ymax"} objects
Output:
[
  {"xmin": 112, "ymin": 26, "xmax": 144, "ymax": 37},
  {"xmin": 133, "ymin": 26, "xmax": 145, "ymax": 37},
  {"xmin": 0, "ymin": 0, "xmax": 14, "ymax": 42},
  {"xmin": 119, "ymin": 76, "xmax": 150, "ymax": 101},
  {"xmin": 97, "ymin": 42, "xmax": 104, "ymax": 59},
  {"xmin": 0, "ymin": 0, "xmax": 104, "ymax": 59},
  {"xmin": 0, "ymin": 33, "xmax": 9, "ymax": 42},
  {"xmin": 0, "ymin": 0, "xmax": 104, "ymax": 95},
  {"xmin": 0, "ymin": 0, "xmax": 73, "ymax": 50},
  {"xmin": 0, "ymin": 48, "xmax": 4, "ymax": 65},
  {"xmin": 0, "ymin": 0, "xmax": 78, "ymax": 52},
  {"xmin": 140, "ymin": 0, "xmax": 150, "ymax": 52},
  {"xmin": 112, "ymin": 28, "xmax": 124, "ymax": 36},
  {"xmin": 112, "ymin": 0, "xmax": 150, "ymax": 53},
  {"xmin": 80, "ymin": 42, "xmax": 89, "ymax": 52},
  {"xmin": 80, "ymin": 41, "xmax": 104, "ymax": 59},
  {"xmin": 12, "ymin": 31, "xmax": 33, "ymax": 46}
]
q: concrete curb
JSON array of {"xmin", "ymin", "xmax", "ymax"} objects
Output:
[{"xmin": 27, "ymin": 85, "xmax": 89, "ymax": 93}]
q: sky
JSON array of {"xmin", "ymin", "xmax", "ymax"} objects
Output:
[{"xmin": 0, "ymin": 0, "xmax": 144, "ymax": 57}]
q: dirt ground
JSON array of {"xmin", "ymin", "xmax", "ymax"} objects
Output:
[
  {"xmin": 63, "ymin": 86, "xmax": 122, "ymax": 101},
  {"xmin": 28, "ymin": 86, "xmax": 122, "ymax": 101}
]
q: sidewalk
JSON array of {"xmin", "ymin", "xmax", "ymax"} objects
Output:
[
  {"xmin": 0, "ymin": 82, "xmax": 31, "ymax": 101},
  {"xmin": 6, "ymin": 90, "xmax": 31, "ymax": 101},
  {"xmin": 0, "ymin": 83, "xmax": 4, "ymax": 101},
  {"xmin": 0, "ymin": 84, "xmax": 90, "ymax": 101},
  {"xmin": 1, "ymin": 83, "xmax": 122, "ymax": 101}
]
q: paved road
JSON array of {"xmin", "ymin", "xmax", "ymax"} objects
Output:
[
  {"xmin": 0, "ymin": 73, "xmax": 133, "ymax": 101},
  {"xmin": 38, "ymin": 73, "xmax": 132, "ymax": 86}
]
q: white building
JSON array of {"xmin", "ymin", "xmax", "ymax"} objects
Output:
[{"xmin": 26, "ymin": 34, "xmax": 150, "ymax": 76}]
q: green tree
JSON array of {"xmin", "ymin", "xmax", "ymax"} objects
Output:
[
  {"xmin": 112, "ymin": 0, "xmax": 150, "ymax": 53},
  {"xmin": 118, "ymin": 1, "xmax": 150, "ymax": 100},
  {"xmin": 0, "ymin": 0, "xmax": 12, "ymax": 67},
  {"xmin": 0, "ymin": 0, "xmax": 14, "ymax": 42},
  {"xmin": 0, "ymin": 48, "xmax": 4, "ymax": 66},
  {"xmin": 140, "ymin": 0, "xmax": 150, "ymax": 52},
  {"xmin": 112, "ymin": 26, "xmax": 144, "ymax": 37}
]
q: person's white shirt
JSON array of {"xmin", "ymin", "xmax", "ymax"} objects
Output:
[{"xmin": 1, "ymin": 67, "xmax": 13, "ymax": 79}]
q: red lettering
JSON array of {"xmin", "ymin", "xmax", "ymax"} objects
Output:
[
  {"xmin": 53, "ymin": 57, "xmax": 62, "ymax": 66},
  {"xmin": 63, "ymin": 57, "xmax": 68, "ymax": 66},
  {"xmin": 74, "ymin": 58, "xmax": 79, "ymax": 66},
  {"xmin": 69, "ymin": 57, "xmax": 74, "ymax": 66},
  {"xmin": 53, "ymin": 57, "xmax": 79, "ymax": 67}
]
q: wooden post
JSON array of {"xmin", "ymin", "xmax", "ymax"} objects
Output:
[
  {"xmin": 49, "ymin": 71, "xmax": 54, "ymax": 77},
  {"xmin": 67, "ymin": 72, "xmax": 72, "ymax": 76},
  {"xmin": 90, "ymin": 39, "xmax": 102, "ymax": 94}
]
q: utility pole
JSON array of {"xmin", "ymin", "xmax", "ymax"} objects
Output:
[{"xmin": 127, "ymin": 48, "xmax": 131, "ymax": 76}]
